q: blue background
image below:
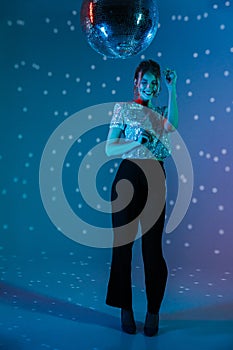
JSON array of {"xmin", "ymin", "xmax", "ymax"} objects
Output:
[{"xmin": 0, "ymin": 1, "xmax": 233, "ymax": 349}]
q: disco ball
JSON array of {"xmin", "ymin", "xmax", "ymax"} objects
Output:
[{"xmin": 80, "ymin": 0, "xmax": 159, "ymax": 59}]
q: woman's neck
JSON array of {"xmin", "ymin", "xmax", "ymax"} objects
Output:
[{"xmin": 134, "ymin": 98, "xmax": 153, "ymax": 108}]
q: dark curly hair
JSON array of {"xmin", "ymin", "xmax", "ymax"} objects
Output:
[{"xmin": 134, "ymin": 59, "xmax": 161, "ymax": 98}]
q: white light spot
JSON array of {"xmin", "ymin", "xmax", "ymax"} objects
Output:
[
  {"xmin": 192, "ymin": 197, "xmax": 198, "ymax": 204},
  {"xmin": 205, "ymin": 49, "xmax": 211, "ymax": 55},
  {"xmin": 204, "ymin": 72, "xmax": 209, "ymax": 78},
  {"xmin": 209, "ymin": 97, "xmax": 215, "ymax": 103},
  {"xmin": 221, "ymin": 148, "xmax": 227, "ymax": 155},
  {"xmin": 16, "ymin": 20, "xmax": 25, "ymax": 26},
  {"xmin": 194, "ymin": 114, "xmax": 199, "ymax": 120},
  {"xmin": 218, "ymin": 205, "xmax": 224, "ymax": 211},
  {"xmin": 213, "ymin": 156, "xmax": 219, "ymax": 162},
  {"xmin": 212, "ymin": 187, "xmax": 218, "ymax": 193},
  {"xmin": 225, "ymin": 166, "xmax": 230, "ymax": 172},
  {"xmin": 199, "ymin": 150, "xmax": 204, "ymax": 156},
  {"xmin": 180, "ymin": 174, "xmax": 187, "ymax": 183},
  {"xmin": 214, "ymin": 250, "xmax": 220, "ymax": 255},
  {"xmin": 210, "ymin": 115, "xmax": 215, "ymax": 121},
  {"xmin": 226, "ymin": 106, "xmax": 231, "ymax": 113},
  {"xmin": 220, "ymin": 24, "xmax": 225, "ymax": 30},
  {"xmin": 193, "ymin": 52, "xmax": 198, "ymax": 58},
  {"xmin": 199, "ymin": 185, "xmax": 205, "ymax": 191},
  {"xmin": 219, "ymin": 229, "xmax": 224, "ymax": 235}
]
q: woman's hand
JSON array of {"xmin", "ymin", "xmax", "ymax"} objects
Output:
[
  {"xmin": 163, "ymin": 69, "xmax": 177, "ymax": 91},
  {"xmin": 163, "ymin": 69, "xmax": 178, "ymax": 132},
  {"xmin": 137, "ymin": 129, "xmax": 153, "ymax": 144}
]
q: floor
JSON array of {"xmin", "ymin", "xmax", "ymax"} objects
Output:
[{"xmin": 0, "ymin": 246, "xmax": 233, "ymax": 350}]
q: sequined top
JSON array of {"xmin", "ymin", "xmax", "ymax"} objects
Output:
[{"xmin": 109, "ymin": 102, "xmax": 171, "ymax": 161}]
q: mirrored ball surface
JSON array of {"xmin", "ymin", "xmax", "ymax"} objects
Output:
[{"xmin": 80, "ymin": 0, "xmax": 159, "ymax": 59}]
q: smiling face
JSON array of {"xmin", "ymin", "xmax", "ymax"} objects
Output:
[{"xmin": 136, "ymin": 71, "xmax": 160, "ymax": 103}]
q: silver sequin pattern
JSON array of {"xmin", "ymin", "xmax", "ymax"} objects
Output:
[{"xmin": 109, "ymin": 102, "xmax": 171, "ymax": 160}]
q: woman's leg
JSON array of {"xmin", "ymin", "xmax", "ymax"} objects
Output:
[
  {"xmin": 106, "ymin": 160, "xmax": 146, "ymax": 309},
  {"xmin": 141, "ymin": 207, "xmax": 168, "ymax": 314},
  {"xmin": 140, "ymin": 161, "xmax": 168, "ymax": 314}
]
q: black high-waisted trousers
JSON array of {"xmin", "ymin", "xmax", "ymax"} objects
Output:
[{"xmin": 106, "ymin": 159, "xmax": 168, "ymax": 314}]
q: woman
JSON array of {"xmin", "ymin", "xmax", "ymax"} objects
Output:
[{"xmin": 105, "ymin": 60, "xmax": 178, "ymax": 336}]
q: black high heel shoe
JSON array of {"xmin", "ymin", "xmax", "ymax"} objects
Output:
[
  {"xmin": 121, "ymin": 308, "xmax": 136, "ymax": 334},
  {"xmin": 144, "ymin": 312, "xmax": 159, "ymax": 337}
]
